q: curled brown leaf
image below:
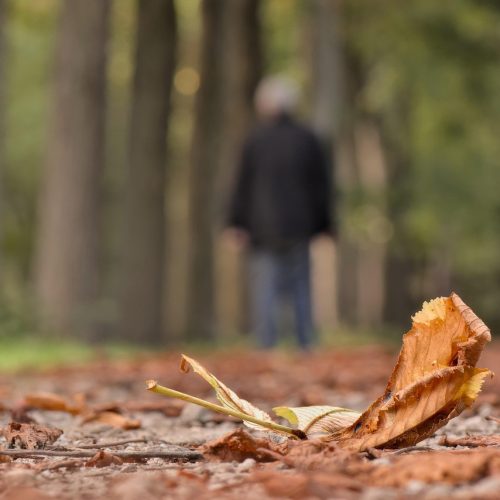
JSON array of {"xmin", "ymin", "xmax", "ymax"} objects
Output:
[{"xmin": 332, "ymin": 293, "xmax": 493, "ymax": 451}]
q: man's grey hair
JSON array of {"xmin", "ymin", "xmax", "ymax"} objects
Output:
[{"xmin": 254, "ymin": 75, "xmax": 299, "ymax": 117}]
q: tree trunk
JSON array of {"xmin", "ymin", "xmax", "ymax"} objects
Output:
[
  {"xmin": 0, "ymin": 0, "xmax": 6, "ymax": 284},
  {"xmin": 116, "ymin": 0, "xmax": 177, "ymax": 344},
  {"xmin": 353, "ymin": 119, "xmax": 388, "ymax": 326},
  {"xmin": 216, "ymin": 0, "xmax": 262, "ymax": 338},
  {"xmin": 309, "ymin": 0, "xmax": 346, "ymax": 331},
  {"xmin": 34, "ymin": 0, "xmax": 110, "ymax": 337},
  {"xmin": 185, "ymin": 0, "xmax": 225, "ymax": 341},
  {"xmin": 381, "ymin": 86, "xmax": 421, "ymax": 326}
]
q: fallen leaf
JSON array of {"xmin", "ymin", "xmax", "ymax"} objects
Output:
[
  {"xmin": 81, "ymin": 411, "xmax": 141, "ymax": 430},
  {"xmin": 200, "ymin": 428, "xmax": 280, "ymax": 462},
  {"xmin": 277, "ymin": 439, "xmax": 358, "ymax": 470},
  {"xmin": 23, "ymin": 392, "xmax": 83, "ymax": 415},
  {"xmin": 332, "ymin": 293, "xmax": 492, "ymax": 451},
  {"xmin": 147, "ymin": 293, "xmax": 492, "ymax": 452},
  {"xmin": 3, "ymin": 422, "xmax": 63, "ymax": 449},
  {"xmin": 273, "ymin": 405, "xmax": 360, "ymax": 437},
  {"xmin": 85, "ymin": 450, "xmax": 123, "ymax": 468},
  {"xmin": 180, "ymin": 355, "xmax": 276, "ymax": 432}
]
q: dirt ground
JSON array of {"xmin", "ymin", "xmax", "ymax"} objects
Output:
[{"xmin": 0, "ymin": 344, "xmax": 499, "ymax": 499}]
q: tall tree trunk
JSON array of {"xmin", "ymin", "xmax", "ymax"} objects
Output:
[
  {"xmin": 310, "ymin": 0, "xmax": 345, "ymax": 139},
  {"xmin": 185, "ymin": 0, "xmax": 225, "ymax": 341},
  {"xmin": 117, "ymin": 0, "xmax": 177, "ymax": 344},
  {"xmin": 353, "ymin": 118, "xmax": 388, "ymax": 326},
  {"xmin": 309, "ymin": 0, "xmax": 345, "ymax": 331},
  {"xmin": 381, "ymin": 86, "xmax": 421, "ymax": 326},
  {"xmin": 0, "ymin": 0, "xmax": 6, "ymax": 284},
  {"xmin": 34, "ymin": 0, "xmax": 110, "ymax": 337},
  {"xmin": 216, "ymin": 0, "xmax": 262, "ymax": 338}
]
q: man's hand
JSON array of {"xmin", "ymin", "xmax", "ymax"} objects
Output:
[{"xmin": 223, "ymin": 228, "xmax": 250, "ymax": 250}]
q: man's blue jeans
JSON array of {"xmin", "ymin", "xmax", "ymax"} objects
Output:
[{"xmin": 249, "ymin": 242, "xmax": 314, "ymax": 349}]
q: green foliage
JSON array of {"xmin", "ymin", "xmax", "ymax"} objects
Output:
[
  {"xmin": 3, "ymin": 0, "xmax": 56, "ymax": 284},
  {"xmin": 343, "ymin": 0, "xmax": 500, "ymax": 325}
]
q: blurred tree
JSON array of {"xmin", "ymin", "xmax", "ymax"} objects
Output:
[
  {"xmin": 342, "ymin": 0, "xmax": 500, "ymax": 327},
  {"xmin": 34, "ymin": 0, "xmax": 110, "ymax": 337},
  {"xmin": 185, "ymin": 0, "xmax": 225, "ymax": 341},
  {"xmin": 308, "ymin": 0, "xmax": 344, "ymax": 330},
  {"xmin": 0, "ymin": 0, "xmax": 6, "ymax": 284},
  {"xmin": 216, "ymin": 0, "xmax": 262, "ymax": 337},
  {"xmin": 117, "ymin": 0, "xmax": 177, "ymax": 344}
]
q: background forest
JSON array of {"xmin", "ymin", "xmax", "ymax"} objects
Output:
[{"xmin": 1, "ymin": 0, "xmax": 500, "ymax": 350}]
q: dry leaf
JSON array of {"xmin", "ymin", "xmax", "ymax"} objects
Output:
[
  {"xmin": 200, "ymin": 428, "xmax": 280, "ymax": 462},
  {"xmin": 82, "ymin": 411, "xmax": 141, "ymax": 430},
  {"xmin": 332, "ymin": 293, "xmax": 492, "ymax": 451},
  {"xmin": 85, "ymin": 450, "xmax": 123, "ymax": 468},
  {"xmin": 23, "ymin": 392, "xmax": 83, "ymax": 415},
  {"xmin": 180, "ymin": 355, "xmax": 275, "ymax": 432},
  {"xmin": 273, "ymin": 405, "xmax": 360, "ymax": 437},
  {"xmin": 3, "ymin": 422, "xmax": 63, "ymax": 449},
  {"xmin": 148, "ymin": 293, "xmax": 492, "ymax": 452}
]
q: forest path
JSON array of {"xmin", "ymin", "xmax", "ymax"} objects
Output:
[{"xmin": 0, "ymin": 346, "xmax": 499, "ymax": 499}]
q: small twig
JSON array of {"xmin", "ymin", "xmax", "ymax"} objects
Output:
[
  {"xmin": 0, "ymin": 449, "xmax": 202, "ymax": 461},
  {"xmin": 392, "ymin": 446, "xmax": 435, "ymax": 455},
  {"xmin": 67, "ymin": 438, "xmax": 148, "ymax": 449},
  {"xmin": 486, "ymin": 415, "xmax": 500, "ymax": 424}
]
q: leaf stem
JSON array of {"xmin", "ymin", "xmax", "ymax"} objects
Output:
[{"xmin": 146, "ymin": 380, "xmax": 304, "ymax": 439}]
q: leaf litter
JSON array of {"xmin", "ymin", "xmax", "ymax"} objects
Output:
[
  {"xmin": 0, "ymin": 293, "xmax": 498, "ymax": 498},
  {"xmin": 3, "ymin": 422, "xmax": 63, "ymax": 450}
]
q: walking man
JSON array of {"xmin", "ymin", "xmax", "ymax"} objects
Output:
[{"xmin": 227, "ymin": 76, "xmax": 333, "ymax": 349}]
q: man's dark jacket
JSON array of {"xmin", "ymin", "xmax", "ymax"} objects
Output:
[{"xmin": 228, "ymin": 114, "xmax": 333, "ymax": 250}]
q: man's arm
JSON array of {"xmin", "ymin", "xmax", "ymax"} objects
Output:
[
  {"xmin": 308, "ymin": 134, "xmax": 336, "ymax": 237},
  {"xmin": 227, "ymin": 139, "xmax": 253, "ymax": 230}
]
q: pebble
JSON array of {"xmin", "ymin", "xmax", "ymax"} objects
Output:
[
  {"xmin": 179, "ymin": 404, "xmax": 205, "ymax": 424},
  {"xmin": 405, "ymin": 480, "xmax": 426, "ymax": 494},
  {"xmin": 372, "ymin": 457, "xmax": 391, "ymax": 466},
  {"xmin": 237, "ymin": 458, "xmax": 256, "ymax": 472}
]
